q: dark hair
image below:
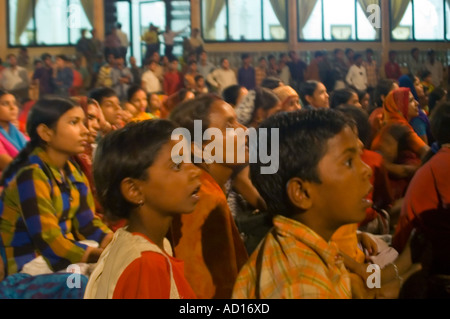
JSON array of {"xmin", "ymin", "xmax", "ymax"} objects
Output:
[
  {"xmin": 430, "ymin": 102, "xmax": 450, "ymax": 146},
  {"xmin": 0, "ymin": 89, "xmax": 10, "ymax": 99},
  {"xmin": 261, "ymin": 76, "xmax": 283, "ymax": 90},
  {"xmin": 241, "ymin": 53, "xmax": 250, "ymax": 60},
  {"xmin": 299, "ymin": 80, "xmax": 320, "ymax": 106},
  {"xmin": 169, "ymin": 94, "xmax": 221, "ymax": 137},
  {"xmin": 336, "ymin": 104, "xmax": 371, "ymax": 148},
  {"xmin": 411, "ymin": 48, "xmax": 419, "ymax": 55},
  {"xmin": 354, "ymin": 53, "xmax": 363, "ymax": 61},
  {"xmin": 93, "ymin": 120, "xmax": 177, "ymax": 220},
  {"xmin": 222, "ymin": 85, "xmax": 243, "ymax": 106},
  {"xmin": 1, "ymin": 96, "xmax": 79, "ymax": 186},
  {"xmin": 89, "ymin": 87, "xmax": 118, "ymax": 105},
  {"xmin": 194, "ymin": 74, "xmax": 204, "ymax": 82},
  {"xmin": 366, "ymin": 48, "xmax": 374, "ymax": 54},
  {"xmin": 237, "ymin": 87, "xmax": 280, "ymax": 126},
  {"xmin": 250, "ymin": 109, "xmax": 352, "ymax": 217},
  {"xmin": 330, "ymin": 88, "xmax": 357, "ymax": 109},
  {"xmin": 428, "ymin": 88, "xmax": 447, "ymax": 115},
  {"xmin": 420, "ymin": 70, "xmax": 432, "ymax": 81},
  {"xmin": 127, "ymin": 85, "xmax": 146, "ymax": 102},
  {"xmin": 41, "ymin": 53, "xmax": 52, "ymax": 61},
  {"xmin": 373, "ymin": 79, "xmax": 396, "ymax": 109}
]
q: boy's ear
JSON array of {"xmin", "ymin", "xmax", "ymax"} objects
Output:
[
  {"xmin": 286, "ymin": 177, "xmax": 313, "ymax": 211},
  {"xmin": 120, "ymin": 178, "xmax": 143, "ymax": 206},
  {"xmin": 36, "ymin": 123, "xmax": 53, "ymax": 143}
]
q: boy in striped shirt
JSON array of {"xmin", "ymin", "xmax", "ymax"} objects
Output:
[{"xmin": 232, "ymin": 109, "xmax": 373, "ymax": 299}]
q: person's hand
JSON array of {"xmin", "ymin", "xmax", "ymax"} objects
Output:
[{"xmin": 358, "ymin": 232, "xmax": 379, "ymax": 258}]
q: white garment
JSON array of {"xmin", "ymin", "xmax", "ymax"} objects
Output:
[
  {"xmin": 141, "ymin": 70, "xmax": 162, "ymax": 94},
  {"xmin": 279, "ymin": 65, "xmax": 291, "ymax": 86},
  {"xmin": 84, "ymin": 228, "xmax": 179, "ymax": 299},
  {"xmin": 424, "ymin": 60, "xmax": 444, "ymax": 87},
  {"xmin": 20, "ymin": 240, "xmax": 99, "ymax": 277},
  {"xmin": 206, "ymin": 68, "xmax": 237, "ymax": 94},
  {"xmin": 163, "ymin": 30, "xmax": 184, "ymax": 46},
  {"xmin": 116, "ymin": 30, "xmax": 129, "ymax": 47},
  {"xmin": 0, "ymin": 67, "xmax": 29, "ymax": 91},
  {"xmin": 346, "ymin": 65, "xmax": 368, "ymax": 91}
]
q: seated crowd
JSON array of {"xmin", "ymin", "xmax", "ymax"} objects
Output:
[{"xmin": 0, "ymin": 43, "xmax": 449, "ymax": 299}]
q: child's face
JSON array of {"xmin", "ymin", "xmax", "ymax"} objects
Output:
[
  {"xmin": 311, "ymin": 126, "xmax": 372, "ymax": 228},
  {"xmin": 149, "ymin": 94, "xmax": 162, "ymax": 111},
  {"xmin": 0, "ymin": 94, "xmax": 19, "ymax": 123},
  {"xmin": 196, "ymin": 77, "xmax": 205, "ymax": 87},
  {"xmin": 86, "ymin": 103, "xmax": 101, "ymax": 144},
  {"xmin": 45, "ymin": 107, "xmax": 89, "ymax": 156},
  {"xmin": 100, "ymin": 96, "xmax": 122, "ymax": 126},
  {"xmin": 130, "ymin": 89, "xmax": 149, "ymax": 113},
  {"xmin": 138, "ymin": 139, "xmax": 202, "ymax": 215},
  {"xmin": 206, "ymin": 100, "xmax": 249, "ymax": 166}
]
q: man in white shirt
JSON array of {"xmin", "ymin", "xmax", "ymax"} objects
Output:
[
  {"xmin": 424, "ymin": 49, "xmax": 444, "ymax": 88},
  {"xmin": 346, "ymin": 54, "xmax": 368, "ymax": 92},
  {"xmin": 116, "ymin": 23, "xmax": 129, "ymax": 60},
  {"xmin": 197, "ymin": 50, "xmax": 216, "ymax": 79},
  {"xmin": 141, "ymin": 59, "xmax": 163, "ymax": 94},
  {"xmin": 163, "ymin": 25, "xmax": 188, "ymax": 59},
  {"xmin": 0, "ymin": 54, "xmax": 29, "ymax": 102},
  {"xmin": 408, "ymin": 48, "xmax": 424, "ymax": 77},
  {"xmin": 206, "ymin": 58, "xmax": 237, "ymax": 95}
]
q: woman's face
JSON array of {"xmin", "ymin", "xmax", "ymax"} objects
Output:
[
  {"xmin": 130, "ymin": 89, "xmax": 149, "ymax": 113},
  {"xmin": 347, "ymin": 92, "xmax": 362, "ymax": 108},
  {"xmin": 149, "ymin": 94, "xmax": 162, "ymax": 112},
  {"xmin": 86, "ymin": 103, "xmax": 101, "ymax": 144},
  {"xmin": 413, "ymin": 76, "xmax": 425, "ymax": 98},
  {"xmin": 0, "ymin": 94, "xmax": 19, "ymax": 124},
  {"xmin": 308, "ymin": 83, "xmax": 330, "ymax": 108},
  {"xmin": 360, "ymin": 93, "xmax": 371, "ymax": 111},
  {"xmin": 45, "ymin": 107, "xmax": 89, "ymax": 156},
  {"xmin": 407, "ymin": 92, "xmax": 420, "ymax": 120}
]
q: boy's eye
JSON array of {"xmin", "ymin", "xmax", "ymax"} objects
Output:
[{"xmin": 345, "ymin": 158, "xmax": 353, "ymax": 168}]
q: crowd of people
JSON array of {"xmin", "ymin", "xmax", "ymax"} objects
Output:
[{"xmin": 0, "ymin": 27, "xmax": 449, "ymax": 299}]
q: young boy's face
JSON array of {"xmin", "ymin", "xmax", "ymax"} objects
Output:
[
  {"xmin": 311, "ymin": 126, "xmax": 372, "ymax": 228},
  {"xmin": 140, "ymin": 139, "xmax": 202, "ymax": 215},
  {"xmin": 100, "ymin": 95, "xmax": 122, "ymax": 126}
]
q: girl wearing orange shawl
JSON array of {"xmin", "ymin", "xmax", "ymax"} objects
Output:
[{"xmin": 371, "ymin": 88, "xmax": 430, "ymax": 201}]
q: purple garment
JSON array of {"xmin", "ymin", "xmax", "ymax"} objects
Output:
[
  {"xmin": 238, "ymin": 66, "xmax": 256, "ymax": 90},
  {"xmin": 33, "ymin": 67, "xmax": 54, "ymax": 95}
]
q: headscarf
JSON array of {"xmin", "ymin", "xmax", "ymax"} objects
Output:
[
  {"xmin": 398, "ymin": 75, "xmax": 432, "ymax": 141},
  {"xmin": 383, "ymin": 87, "xmax": 411, "ymax": 125},
  {"xmin": 273, "ymin": 85, "xmax": 300, "ymax": 112},
  {"xmin": 398, "ymin": 75, "xmax": 419, "ymax": 101}
]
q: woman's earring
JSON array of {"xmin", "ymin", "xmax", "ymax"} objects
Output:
[{"xmin": 138, "ymin": 200, "xmax": 144, "ymax": 207}]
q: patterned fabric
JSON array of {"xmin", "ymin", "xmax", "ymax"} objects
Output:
[
  {"xmin": 363, "ymin": 60, "xmax": 378, "ymax": 88},
  {"xmin": 0, "ymin": 147, "xmax": 111, "ymax": 276},
  {"xmin": 0, "ymin": 272, "xmax": 88, "ymax": 299},
  {"xmin": 232, "ymin": 215, "xmax": 352, "ymax": 299}
]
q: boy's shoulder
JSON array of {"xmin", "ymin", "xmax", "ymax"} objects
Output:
[{"xmin": 233, "ymin": 216, "xmax": 351, "ymax": 299}]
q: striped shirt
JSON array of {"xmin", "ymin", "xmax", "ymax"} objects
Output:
[
  {"xmin": 232, "ymin": 215, "xmax": 352, "ymax": 299},
  {"xmin": 0, "ymin": 147, "xmax": 111, "ymax": 276}
]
